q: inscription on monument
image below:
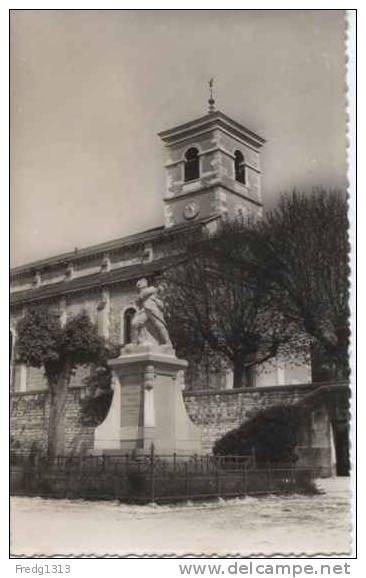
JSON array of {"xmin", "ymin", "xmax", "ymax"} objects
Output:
[{"xmin": 121, "ymin": 376, "xmax": 143, "ymax": 428}]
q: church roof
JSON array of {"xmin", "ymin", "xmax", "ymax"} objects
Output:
[
  {"xmin": 10, "ymin": 254, "xmax": 177, "ymax": 306},
  {"xmin": 10, "ymin": 216, "xmax": 220, "ymax": 307},
  {"xmin": 11, "ymin": 225, "xmax": 165, "ymax": 276}
]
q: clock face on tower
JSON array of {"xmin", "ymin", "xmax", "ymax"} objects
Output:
[{"xmin": 183, "ymin": 201, "xmax": 200, "ymax": 220}]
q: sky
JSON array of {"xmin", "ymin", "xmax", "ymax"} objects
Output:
[{"xmin": 10, "ymin": 9, "xmax": 347, "ymax": 267}]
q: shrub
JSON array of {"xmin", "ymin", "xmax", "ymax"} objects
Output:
[{"xmin": 80, "ymin": 366, "xmax": 113, "ymax": 426}]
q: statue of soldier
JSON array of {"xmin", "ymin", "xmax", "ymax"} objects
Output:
[{"xmin": 131, "ymin": 278, "xmax": 172, "ymax": 348}]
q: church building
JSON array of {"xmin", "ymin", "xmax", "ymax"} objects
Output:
[{"xmin": 10, "ymin": 102, "xmax": 311, "ymax": 393}]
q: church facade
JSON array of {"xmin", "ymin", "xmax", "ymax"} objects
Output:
[{"xmin": 10, "ymin": 108, "xmax": 311, "ymax": 393}]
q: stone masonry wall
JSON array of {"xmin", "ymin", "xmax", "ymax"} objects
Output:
[
  {"xmin": 183, "ymin": 383, "xmax": 320, "ymax": 452},
  {"xmin": 10, "ymin": 387, "xmax": 95, "ymax": 457},
  {"xmin": 11, "ymin": 390, "xmax": 49, "ymax": 455},
  {"xmin": 10, "ymin": 382, "xmax": 321, "ymax": 457}
]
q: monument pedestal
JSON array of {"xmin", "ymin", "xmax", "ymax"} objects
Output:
[{"xmin": 94, "ymin": 348, "xmax": 203, "ymax": 455}]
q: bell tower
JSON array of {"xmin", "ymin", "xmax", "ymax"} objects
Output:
[{"xmin": 159, "ymin": 88, "xmax": 266, "ymax": 228}]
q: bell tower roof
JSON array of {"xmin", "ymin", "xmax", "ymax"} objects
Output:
[{"xmin": 158, "ymin": 110, "xmax": 265, "ymax": 150}]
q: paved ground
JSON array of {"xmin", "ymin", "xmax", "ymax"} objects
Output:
[{"xmin": 10, "ymin": 477, "xmax": 352, "ymax": 557}]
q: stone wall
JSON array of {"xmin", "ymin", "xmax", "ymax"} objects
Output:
[
  {"xmin": 11, "ymin": 390, "xmax": 49, "ymax": 455},
  {"xmin": 10, "ymin": 387, "xmax": 95, "ymax": 457},
  {"xmin": 10, "ymin": 382, "xmax": 322, "ymax": 457},
  {"xmin": 183, "ymin": 383, "xmax": 321, "ymax": 452}
]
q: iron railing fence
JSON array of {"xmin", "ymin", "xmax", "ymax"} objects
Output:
[
  {"xmin": 10, "ymin": 450, "xmax": 257, "ymax": 473},
  {"xmin": 10, "ymin": 450, "xmax": 317, "ymax": 503}
]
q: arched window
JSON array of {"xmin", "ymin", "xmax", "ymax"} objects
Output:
[
  {"xmin": 184, "ymin": 147, "xmax": 200, "ymax": 182},
  {"xmin": 123, "ymin": 308, "xmax": 136, "ymax": 345},
  {"xmin": 234, "ymin": 150, "xmax": 246, "ymax": 185}
]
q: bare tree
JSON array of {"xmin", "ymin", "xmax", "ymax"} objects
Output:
[
  {"xmin": 162, "ymin": 226, "xmax": 305, "ymax": 388},
  {"xmin": 254, "ymin": 189, "xmax": 350, "ymax": 380}
]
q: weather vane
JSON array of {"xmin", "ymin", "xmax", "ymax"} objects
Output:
[{"xmin": 208, "ymin": 77, "xmax": 215, "ymax": 113}]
